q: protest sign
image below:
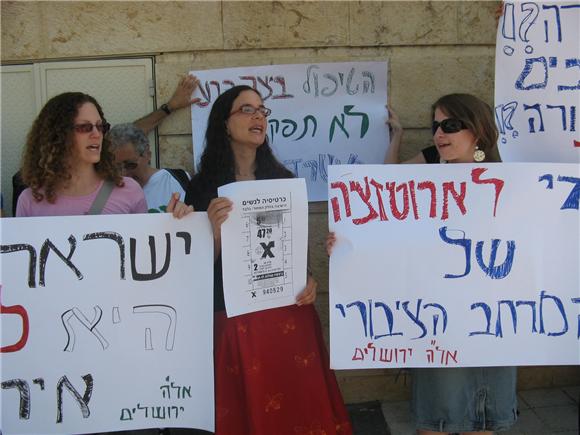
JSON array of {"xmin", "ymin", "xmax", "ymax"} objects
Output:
[
  {"xmin": 1, "ymin": 213, "xmax": 214, "ymax": 434},
  {"xmin": 495, "ymin": 0, "xmax": 580, "ymax": 162},
  {"xmin": 218, "ymin": 178, "xmax": 308, "ymax": 317},
  {"xmin": 191, "ymin": 61, "xmax": 389, "ymax": 201},
  {"xmin": 328, "ymin": 163, "xmax": 579, "ymax": 369}
]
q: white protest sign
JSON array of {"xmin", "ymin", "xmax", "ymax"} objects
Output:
[
  {"xmin": 191, "ymin": 61, "xmax": 389, "ymax": 201},
  {"xmin": 328, "ymin": 163, "xmax": 579, "ymax": 369},
  {"xmin": 495, "ymin": 0, "xmax": 580, "ymax": 162},
  {"xmin": 1, "ymin": 213, "xmax": 214, "ymax": 434},
  {"xmin": 218, "ymin": 178, "xmax": 308, "ymax": 317}
]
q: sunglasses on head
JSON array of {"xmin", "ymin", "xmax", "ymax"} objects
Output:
[
  {"xmin": 431, "ymin": 118, "xmax": 467, "ymax": 135},
  {"xmin": 73, "ymin": 122, "xmax": 111, "ymax": 134}
]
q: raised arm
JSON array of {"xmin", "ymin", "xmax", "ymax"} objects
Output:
[
  {"xmin": 134, "ymin": 74, "xmax": 200, "ymax": 134},
  {"xmin": 384, "ymin": 106, "xmax": 426, "ymax": 164}
]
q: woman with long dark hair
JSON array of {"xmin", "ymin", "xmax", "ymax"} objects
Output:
[{"xmin": 186, "ymin": 85, "xmax": 352, "ymax": 434}]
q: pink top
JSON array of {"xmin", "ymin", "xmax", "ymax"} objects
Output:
[{"xmin": 16, "ymin": 177, "xmax": 147, "ymax": 217}]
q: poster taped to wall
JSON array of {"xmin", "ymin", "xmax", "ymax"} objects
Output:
[
  {"xmin": 191, "ymin": 61, "xmax": 389, "ymax": 201},
  {"xmin": 495, "ymin": 0, "xmax": 580, "ymax": 163}
]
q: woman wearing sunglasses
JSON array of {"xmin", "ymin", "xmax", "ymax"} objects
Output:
[
  {"xmin": 384, "ymin": 93, "xmax": 501, "ymax": 165},
  {"xmin": 185, "ymin": 85, "xmax": 352, "ymax": 434},
  {"xmin": 332, "ymin": 93, "xmax": 515, "ymax": 435}
]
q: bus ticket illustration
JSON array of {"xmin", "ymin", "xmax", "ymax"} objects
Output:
[
  {"xmin": 240, "ymin": 193, "xmax": 293, "ymax": 303},
  {"xmin": 219, "ymin": 178, "xmax": 308, "ymax": 317}
]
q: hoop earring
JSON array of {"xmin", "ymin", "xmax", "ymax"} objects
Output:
[{"xmin": 473, "ymin": 145, "xmax": 485, "ymax": 162}]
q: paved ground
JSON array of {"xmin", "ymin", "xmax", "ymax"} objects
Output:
[{"xmin": 349, "ymin": 385, "xmax": 580, "ymax": 435}]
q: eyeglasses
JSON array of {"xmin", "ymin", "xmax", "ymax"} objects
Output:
[
  {"xmin": 73, "ymin": 122, "xmax": 111, "ymax": 134},
  {"xmin": 229, "ymin": 104, "xmax": 272, "ymax": 118},
  {"xmin": 431, "ymin": 118, "xmax": 467, "ymax": 135}
]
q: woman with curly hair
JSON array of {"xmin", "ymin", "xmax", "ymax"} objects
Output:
[
  {"xmin": 16, "ymin": 92, "xmax": 148, "ymax": 216},
  {"xmin": 185, "ymin": 85, "xmax": 352, "ymax": 434}
]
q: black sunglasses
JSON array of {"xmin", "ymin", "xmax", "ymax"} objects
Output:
[
  {"xmin": 73, "ymin": 122, "xmax": 111, "ymax": 134},
  {"xmin": 431, "ymin": 118, "xmax": 467, "ymax": 135}
]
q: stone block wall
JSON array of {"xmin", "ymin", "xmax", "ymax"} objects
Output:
[{"xmin": 3, "ymin": 0, "xmax": 577, "ymax": 403}]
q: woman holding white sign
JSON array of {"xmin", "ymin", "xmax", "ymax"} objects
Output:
[
  {"xmin": 329, "ymin": 94, "xmax": 517, "ymax": 435},
  {"xmin": 185, "ymin": 85, "xmax": 352, "ymax": 434}
]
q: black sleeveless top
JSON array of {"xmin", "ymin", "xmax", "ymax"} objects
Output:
[{"xmin": 421, "ymin": 145, "xmax": 440, "ymax": 164}]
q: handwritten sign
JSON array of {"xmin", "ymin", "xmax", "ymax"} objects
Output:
[
  {"xmin": 328, "ymin": 163, "xmax": 579, "ymax": 369},
  {"xmin": 1, "ymin": 213, "xmax": 214, "ymax": 434},
  {"xmin": 495, "ymin": 0, "xmax": 580, "ymax": 162},
  {"xmin": 191, "ymin": 61, "xmax": 389, "ymax": 201},
  {"xmin": 218, "ymin": 178, "xmax": 308, "ymax": 317}
]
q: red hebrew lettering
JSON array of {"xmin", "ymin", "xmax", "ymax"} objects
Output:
[
  {"xmin": 408, "ymin": 180, "xmax": 419, "ymax": 219},
  {"xmin": 350, "ymin": 177, "xmax": 378, "ymax": 225},
  {"xmin": 0, "ymin": 286, "xmax": 29, "ymax": 353},
  {"xmin": 471, "ymin": 167, "xmax": 505, "ymax": 217},
  {"xmin": 417, "ymin": 181, "xmax": 437, "ymax": 218},
  {"xmin": 330, "ymin": 181, "xmax": 351, "ymax": 222},
  {"xmin": 442, "ymin": 181, "xmax": 467, "ymax": 220},
  {"xmin": 386, "ymin": 182, "xmax": 410, "ymax": 220},
  {"xmin": 369, "ymin": 178, "xmax": 388, "ymax": 221}
]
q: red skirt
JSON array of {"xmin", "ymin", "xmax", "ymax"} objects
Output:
[{"xmin": 214, "ymin": 304, "xmax": 352, "ymax": 435}]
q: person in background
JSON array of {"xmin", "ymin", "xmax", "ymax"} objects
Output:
[
  {"xmin": 108, "ymin": 123, "xmax": 190, "ymax": 213},
  {"xmin": 328, "ymin": 94, "xmax": 516, "ymax": 435},
  {"xmin": 16, "ymin": 91, "xmax": 190, "ymax": 217},
  {"xmin": 185, "ymin": 85, "xmax": 352, "ymax": 434},
  {"xmin": 11, "ymin": 74, "xmax": 199, "ymax": 215}
]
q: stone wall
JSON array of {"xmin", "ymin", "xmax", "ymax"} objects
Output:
[{"xmin": 3, "ymin": 0, "xmax": 577, "ymax": 403}]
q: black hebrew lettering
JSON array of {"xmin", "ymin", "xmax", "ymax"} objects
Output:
[
  {"xmin": 0, "ymin": 243, "xmax": 37, "ymax": 288},
  {"xmin": 1, "ymin": 378, "xmax": 31, "ymax": 419},
  {"xmin": 83, "ymin": 232, "xmax": 126, "ymax": 279},
  {"xmin": 133, "ymin": 305, "xmax": 177, "ymax": 351},
  {"xmin": 56, "ymin": 374, "xmax": 93, "ymax": 424},
  {"xmin": 130, "ymin": 233, "xmax": 171, "ymax": 281},
  {"xmin": 176, "ymin": 232, "xmax": 192, "ymax": 255},
  {"xmin": 61, "ymin": 306, "xmax": 109, "ymax": 351},
  {"xmin": 39, "ymin": 236, "xmax": 83, "ymax": 287}
]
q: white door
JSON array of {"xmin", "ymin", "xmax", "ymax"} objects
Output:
[{"xmin": 1, "ymin": 58, "xmax": 155, "ymax": 216}]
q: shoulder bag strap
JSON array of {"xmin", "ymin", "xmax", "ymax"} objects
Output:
[{"xmin": 88, "ymin": 180, "xmax": 115, "ymax": 215}]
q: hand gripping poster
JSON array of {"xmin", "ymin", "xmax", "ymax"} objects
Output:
[{"xmin": 218, "ymin": 179, "xmax": 308, "ymax": 317}]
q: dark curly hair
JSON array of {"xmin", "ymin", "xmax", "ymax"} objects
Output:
[
  {"xmin": 188, "ymin": 85, "xmax": 292, "ymax": 207},
  {"xmin": 21, "ymin": 92, "xmax": 122, "ymax": 203},
  {"xmin": 431, "ymin": 94, "xmax": 501, "ymax": 163}
]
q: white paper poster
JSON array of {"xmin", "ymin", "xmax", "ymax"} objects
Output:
[
  {"xmin": 328, "ymin": 163, "xmax": 579, "ymax": 369},
  {"xmin": 191, "ymin": 61, "xmax": 389, "ymax": 201},
  {"xmin": 1, "ymin": 213, "xmax": 214, "ymax": 434},
  {"xmin": 218, "ymin": 178, "xmax": 308, "ymax": 317},
  {"xmin": 495, "ymin": 0, "xmax": 580, "ymax": 162}
]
